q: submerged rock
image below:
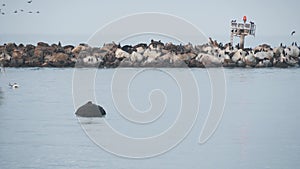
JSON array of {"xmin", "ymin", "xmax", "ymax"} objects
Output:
[{"xmin": 75, "ymin": 101, "xmax": 106, "ymax": 117}]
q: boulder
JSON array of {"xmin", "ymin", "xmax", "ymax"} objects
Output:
[
  {"xmin": 130, "ymin": 51, "xmax": 144, "ymax": 63},
  {"xmin": 244, "ymin": 53, "xmax": 257, "ymax": 67},
  {"xmin": 48, "ymin": 53, "xmax": 70, "ymax": 67},
  {"xmin": 75, "ymin": 101, "xmax": 106, "ymax": 117},
  {"xmin": 232, "ymin": 49, "xmax": 245, "ymax": 62},
  {"xmin": 285, "ymin": 46, "xmax": 300, "ymax": 58},
  {"xmin": 274, "ymin": 61, "xmax": 288, "ymax": 68},
  {"xmin": 255, "ymin": 51, "xmax": 273, "ymax": 60},
  {"xmin": 198, "ymin": 53, "xmax": 222, "ymax": 67},
  {"xmin": 115, "ymin": 48, "xmax": 130, "ymax": 59},
  {"xmin": 143, "ymin": 48, "xmax": 161, "ymax": 59}
]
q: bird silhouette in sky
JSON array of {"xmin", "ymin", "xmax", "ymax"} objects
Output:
[
  {"xmin": 291, "ymin": 31, "xmax": 296, "ymax": 36},
  {"xmin": 27, "ymin": 0, "xmax": 32, "ymax": 3}
]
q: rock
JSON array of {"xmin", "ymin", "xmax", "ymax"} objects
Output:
[
  {"xmin": 5, "ymin": 43, "xmax": 17, "ymax": 54},
  {"xmin": 48, "ymin": 53, "xmax": 70, "ymax": 67},
  {"xmin": 0, "ymin": 39, "xmax": 299, "ymax": 68},
  {"xmin": 143, "ymin": 48, "xmax": 161, "ymax": 59},
  {"xmin": 115, "ymin": 48, "xmax": 130, "ymax": 59},
  {"xmin": 237, "ymin": 60, "xmax": 246, "ymax": 67},
  {"xmin": 101, "ymin": 42, "xmax": 119, "ymax": 53},
  {"xmin": 274, "ymin": 61, "xmax": 288, "ymax": 68},
  {"xmin": 255, "ymin": 51, "xmax": 273, "ymax": 60},
  {"xmin": 285, "ymin": 46, "xmax": 300, "ymax": 58},
  {"xmin": 232, "ymin": 49, "xmax": 245, "ymax": 62},
  {"xmin": 198, "ymin": 53, "xmax": 222, "ymax": 67},
  {"xmin": 130, "ymin": 51, "xmax": 144, "ymax": 63},
  {"xmin": 244, "ymin": 53, "xmax": 257, "ymax": 67},
  {"xmin": 10, "ymin": 49, "xmax": 24, "ymax": 67},
  {"xmin": 82, "ymin": 56, "xmax": 103, "ymax": 66},
  {"xmin": 25, "ymin": 44, "xmax": 35, "ymax": 57},
  {"xmin": 75, "ymin": 101, "xmax": 106, "ymax": 117},
  {"xmin": 263, "ymin": 59, "xmax": 272, "ymax": 67},
  {"xmin": 119, "ymin": 58, "xmax": 133, "ymax": 67}
]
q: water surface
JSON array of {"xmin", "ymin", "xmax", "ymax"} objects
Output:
[{"xmin": 0, "ymin": 68, "xmax": 299, "ymax": 169}]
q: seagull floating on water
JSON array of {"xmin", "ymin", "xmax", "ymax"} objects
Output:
[{"xmin": 9, "ymin": 83, "xmax": 20, "ymax": 89}]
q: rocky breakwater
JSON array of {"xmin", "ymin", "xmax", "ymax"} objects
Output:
[{"xmin": 0, "ymin": 39, "xmax": 299, "ymax": 68}]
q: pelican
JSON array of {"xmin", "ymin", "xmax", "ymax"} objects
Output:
[{"xmin": 9, "ymin": 83, "xmax": 19, "ymax": 89}]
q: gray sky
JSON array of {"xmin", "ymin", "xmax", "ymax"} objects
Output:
[{"xmin": 0, "ymin": 0, "xmax": 299, "ymax": 46}]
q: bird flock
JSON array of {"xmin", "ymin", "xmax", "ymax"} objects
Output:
[{"xmin": 0, "ymin": 0, "xmax": 39, "ymax": 15}]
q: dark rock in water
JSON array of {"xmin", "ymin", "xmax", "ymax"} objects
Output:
[{"xmin": 75, "ymin": 101, "xmax": 106, "ymax": 117}]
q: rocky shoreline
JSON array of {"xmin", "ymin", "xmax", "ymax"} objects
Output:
[{"xmin": 0, "ymin": 39, "xmax": 299, "ymax": 68}]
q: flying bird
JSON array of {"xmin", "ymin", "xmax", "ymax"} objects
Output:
[
  {"xmin": 28, "ymin": 11, "xmax": 32, "ymax": 13},
  {"xmin": 36, "ymin": 11, "xmax": 39, "ymax": 14},
  {"xmin": 291, "ymin": 31, "xmax": 296, "ymax": 36},
  {"xmin": 20, "ymin": 9, "xmax": 24, "ymax": 12},
  {"xmin": 1, "ymin": 12, "xmax": 4, "ymax": 15},
  {"xmin": 27, "ymin": 0, "xmax": 32, "ymax": 3},
  {"xmin": 14, "ymin": 10, "xmax": 17, "ymax": 13},
  {"xmin": 9, "ymin": 83, "xmax": 20, "ymax": 89},
  {"xmin": 2, "ymin": 4, "xmax": 5, "ymax": 6}
]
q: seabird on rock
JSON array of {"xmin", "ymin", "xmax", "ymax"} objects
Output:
[{"xmin": 291, "ymin": 31, "xmax": 296, "ymax": 36}]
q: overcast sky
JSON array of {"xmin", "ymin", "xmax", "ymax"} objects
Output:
[{"xmin": 0, "ymin": 0, "xmax": 299, "ymax": 46}]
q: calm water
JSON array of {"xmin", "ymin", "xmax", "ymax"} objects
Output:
[{"xmin": 0, "ymin": 68, "xmax": 299, "ymax": 169}]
